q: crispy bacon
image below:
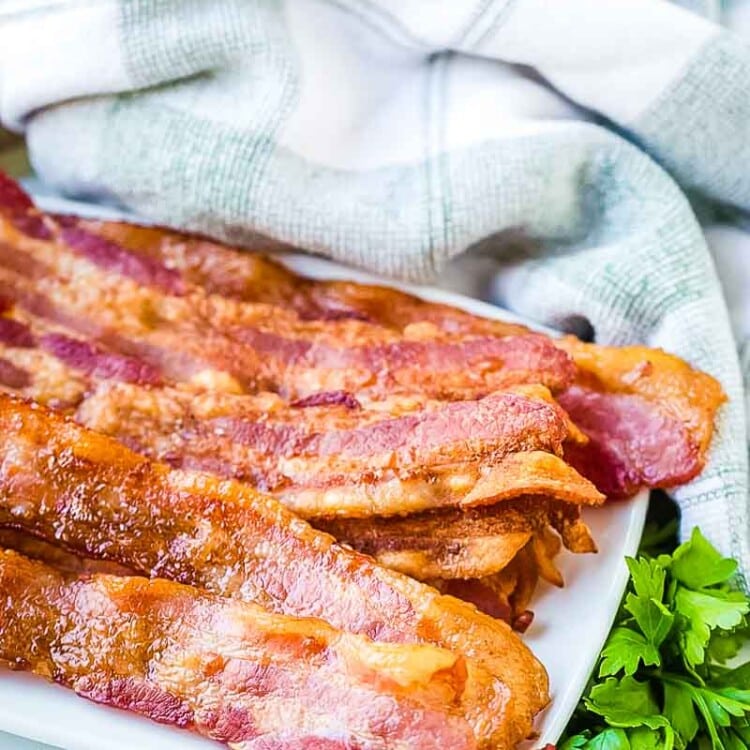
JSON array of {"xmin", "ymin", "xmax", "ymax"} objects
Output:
[
  {"xmin": 0, "ymin": 394, "xmax": 549, "ymax": 748},
  {"xmin": 0, "ymin": 549, "xmax": 477, "ymax": 749},
  {"xmin": 201, "ymin": 391, "xmax": 567, "ymax": 471},
  {"xmin": 59, "ymin": 208, "xmax": 725, "ymax": 498},
  {"xmin": 431, "ymin": 530, "xmax": 564, "ymax": 628},
  {"xmin": 72, "ymin": 219, "xmax": 532, "ymax": 335},
  {"xmin": 0, "ymin": 185, "xmax": 575, "ymax": 399},
  {"xmin": 315, "ymin": 496, "xmax": 597, "ymax": 581},
  {"xmin": 0, "ymin": 322, "xmax": 602, "ymax": 519},
  {"xmin": 77, "ymin": 384, "xmax": 602, "ymax": 519},
  {"xmin": 556, "ymin": 339, "xmax": 726, "ymax": 498}
]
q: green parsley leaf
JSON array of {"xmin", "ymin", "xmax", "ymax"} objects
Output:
[
  {"xmin": 675, "ymin": 588, "xmax": 749, "ymax": 668},
  {"xmin": 663, "ymin": 681, "xmax": 699, "ymax": 747},
  {"xmin": 708, "ymin": 629, "xmax": 749, "ymax": 664},
  {"xmin": 626, "ymin": 727, "xmax": 663, "ymax": 750},
  {"xmin": 624, "ymin": 593, "xmax": 674, "ymax": 648},
  {"xmin": 735, "ymin": 724, "xmax": 750, "ymax": 744},
  {"xmin": 671, "ymin": 528, "xmax": 738, "ymax": 589},
  {"xmin": 626, "ymin": 557, "xmax": 667, "ymax": 602},
  {"xmin": 587, "ymin": 728, "xmax": 632, "ymax": 750},
  {"xmin": 560, "ymin": 733, "xmax": 591, "ymax": 750},
  {"xmin": 585, "ymin": 677, "xmax": 669, "ymax": 729},
  {"xmin": 725, "ymin": 728, "xmax": 750, "ymax": 750},
  {"xmin": 717, "ymin": 661, "xmax": 750, "ymax": 688},
  {"xmin": 599, "ymin": 627, "xmax": 660, "ymax": 677}
]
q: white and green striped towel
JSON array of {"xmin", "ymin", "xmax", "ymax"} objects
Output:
[{"xmin": 0, "ymin": 0, "xmax": 749, "ymax": 580}]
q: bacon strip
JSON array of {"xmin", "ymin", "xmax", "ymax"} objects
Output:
[
  {"xmin": 431, "ymin": 529, "xmax": 564, "ymax": 629},
  {"xmin": 0, "ymin": 318, "xmax": 602, "ymax": 518},
  {"xmin": 73, "ymin": 219, "xmax": 532, "ymax": 335},
  {"xmin": 0, "ymin": 549, "xmax": 477, "ymax": 749},
  {"xmin": 0, "ymin": 394, "xmax": 549, "ymax": 749},
  {"xmin": 72, "ymin": 380, "xmax": 594, "ymax": 515},
  {"xmin": 556, "ymin": 339, "xmax": 726, "ymax": 498},
  {"xmin": 315, "ymin": 496, "xmax": 597, "ymax": 581},
  {"xmin": 62, "ymin": 209, "xmax": 725, "ymax": 498},
  {"xmin": 0, "ymin": 184, "xmax": 575, "ymax": 399}
]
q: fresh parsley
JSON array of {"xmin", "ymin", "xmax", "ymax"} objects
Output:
[{"xmin": 561, "ymin": 527, "xmax": 750, "ymax": 750}]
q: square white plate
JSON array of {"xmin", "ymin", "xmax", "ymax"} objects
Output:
[{"xmin": 0, "ymin": 193, "xmax": 648, "ymax": 750}]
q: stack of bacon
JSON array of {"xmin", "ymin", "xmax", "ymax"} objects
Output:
[{"xmin": 0, "ymin": 173, "xmax": 725, "ymax": 749}]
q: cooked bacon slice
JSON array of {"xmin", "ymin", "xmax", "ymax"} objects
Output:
[
  {"xmin": 73, "ymin": 218, "xmax": 532, "ymax": 334},
  {"xmin": 62, "ymin": 207, "xmax": 725, "ymax": 498},
  {"xmin": 431, "ymin": 529, "xmax": 564, "ymax": 629},
  {"xmin": 71, "ymin": 380, "xmax": 602, "ymax": 516},
  {"xmin": 0, "ymin": 319, "xmax": 603, "ymax": 518},
  {"xmin": 556, "ymin": 339, "xmax": 726, "ymax": 498},
  {"xmin": 0, "ymin": 394, "xmax": 549, "ymax": 748},
  {"xmin": 316, "ymin": 495, "xmax": 597, "ymax": 581},
  {"xmin": 0, "ymin": 185, "xmax": 575, "ymax": 399},
  {"xmin": 0, "ymin": 549, "xmax": 477, "ymax": 749}
]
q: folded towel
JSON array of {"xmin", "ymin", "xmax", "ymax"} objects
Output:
[{"xmin": 0, "ymin": 0, "xmax": 748, "ymax": 579}]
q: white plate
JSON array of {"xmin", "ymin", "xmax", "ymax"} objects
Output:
[{"xmin": 0, "ymin": 194, "xmax": 648, "ymax": 750}]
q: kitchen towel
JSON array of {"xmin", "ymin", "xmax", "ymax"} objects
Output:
[{"xmin": 1, "ymin": 0, "xmax": 749, "ymax": 579}]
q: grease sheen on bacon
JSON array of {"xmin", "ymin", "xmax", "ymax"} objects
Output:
[
  {"xmin": 0, "ymin": 549, "xmax": 477, "ymax": 749},
  {"xmin": 0, "ymin": 394, "xmax": 549, "ymax": 749}
]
